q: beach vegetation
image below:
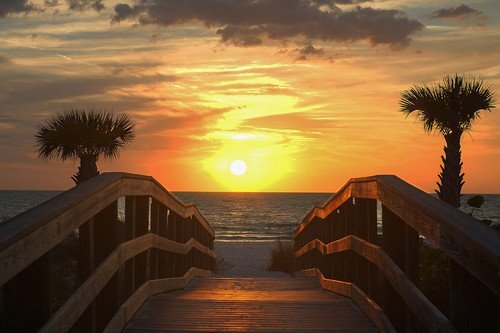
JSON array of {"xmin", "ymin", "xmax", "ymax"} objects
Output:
[
  {"xmin": 35, "ymin": 108, "xmax": 136, "ymax": 185},
  {"xmin": 214, "ymin": 256, "xmax": 234, "ymax": 274},
  {"xmin": 268, "ymin": 239, "xmax": 295, "ymax": 274},
  {"xmin": 400, "ymin": 75, "xmax": 495, "ymax": 207}
]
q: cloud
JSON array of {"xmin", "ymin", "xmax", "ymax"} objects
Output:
[
  {"xmin": 0, "ymin": 0, "xmax": 35, "ymax": 18},
  {"xmin": 296, "ymin": 44, "xmax": 325, "ymax": 60},
  {"xmin": 44, "ymin": 0, "xmax": 59, "ymax": 7},
  {"xmin": 334, "ymin": 0, "xmax": 372, "ymax": 4},
  {"xmin": 0, "ymin": 71, "xmax": 177, "ymax": 106},
  {"xmin": 427, "ymin": 4, "xmax": 487, "ymax": 26},
  {"xmin": 66, "ymin": 0, "xmax": 104, "ymax": 12},
  {"xmin": 0, "ymin": 54, "xmax": 11, "ymax": 64},
  {"xmin": 112, "ymin": 0, "xmax": 423, "ymax": 49}
]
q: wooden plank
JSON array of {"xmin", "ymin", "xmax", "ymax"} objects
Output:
[
  {"xmin": 94, "ymin": 201, "xmax": 120, "ymax": 332},
  {"xmin": 294, "ymin": 174, "xmax": 500, "ymax": 299},
  {"xmin": 0, "ymin": 173, "xmax": 214, "ymax": 289},
  {"xmin": 40, "ymin": 233, "xmax": 214, "ymax": 333},
  {"xmin": 3, "ymin": 252, "xmax": 50, "ymax": 332},
  {"xmin": 122, "ymin": 277, "xmax": 377, "ymax": 333},
  {"xmin": 104, "ymin": 267, "xmax": 211, "ymax": 333},
  {"xmin": 381, "ymin": 204, "xmax": 407, "ymax": 332},
  {"xmin": 295, "ymin": 236, "xmax": 457, "ymax": 332},
  {"xmin": 377, "ymin": 175, "xmax": 500, "ymax": 297}
]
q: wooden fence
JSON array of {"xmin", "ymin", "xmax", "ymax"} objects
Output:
[
  {"xmin": 293, "ymin": 175, "xmax": 500, "ymax": 332},
  {"xmin": 0, "ymin": 172, "xmax": 215, "ymax": 332}
]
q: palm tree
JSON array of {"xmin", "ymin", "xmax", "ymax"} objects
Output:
[
  {"xmin": 34, "ymin": 108, "xmax": 135, "ymax": 305},
  {"xmin": 401, "ymin": 75, "xmax": 496, "ymax": 331},
  {"xmin": 400, "ymin": 75, "xmax": 495, "ymax": 207},
  {"xmin": 35, "ymin": 108, "xmax": 136, "ymax": 185}
]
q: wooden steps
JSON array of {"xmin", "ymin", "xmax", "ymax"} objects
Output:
[{"xmin": 122, "ymin": 277, "xmax": 378, "ymax": 332}]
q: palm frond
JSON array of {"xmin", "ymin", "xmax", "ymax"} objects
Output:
[
  {"xmin": 400, "ymin": 75, "xmax": 496, "ymax": 134},
  {"xmin": 34, "ymin": 108, "xmax": 136, "ymax": 162}
]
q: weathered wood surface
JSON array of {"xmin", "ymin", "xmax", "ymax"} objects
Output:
[
  {"xmin": 0, "ymin": 172, "xmax": 215, "ymax": 287},
  {"xmin": 298, "ymin": 268, "xmax": 394, "ymax": 333},
  {"xmin": 295, "ymin": 236, "xmax": 456, "ymax": 332},
  {"xmin": 40, "ymin": 234, "xmax": 215, "ymax": 333},
  {"xmin": 293, "ymin": 175, "xmax": 500, "ymax": 298},
  {"xmin": 105, "ymin": 267, "xmax": 211, "ymax": 333},
  {"xmin": 123, "ymin": 277, "xmax": 378, "ymax": 332}
]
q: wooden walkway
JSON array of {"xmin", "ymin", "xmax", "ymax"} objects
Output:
[{"xmin": 123, "ymin": 277, "xmax": 377, "ymax": 332}]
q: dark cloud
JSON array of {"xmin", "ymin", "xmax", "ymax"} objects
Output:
[
  {"xmin": 0, "ymin": 0, "xmax": 34, "ymax": 18},
  {"xmin": 428, "ymin": 4, "xmax": 487, "ymax": 26},
  {"xmin": 296, "ymin": 44, "xmax": 325, "ymax": 60},
  {"xmin": 428, "ymin": 4, "xmax": 479, "ymax": 19},
  {"xmin": 112, "ymin": 0, "xmax": 423, "ymax": 49},
  {"xmin": 66, "ymin": 0, "xmax": 104, "ymax": 12}
]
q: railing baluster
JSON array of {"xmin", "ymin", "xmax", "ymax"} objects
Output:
[
  {"xmin": 124, "ymin": 196, "xmax": 136, "ymax": 298},
  {"xmin": 381, "ymin": 204, "xmax": 410, "ymax": 332},
  {"xmin": 94, "ymin": 201, "xmax": 119, "ymax": 332},
  {"xmin": 344, "ymin": 200, "xmax": 356, "ymax": 283},
  {"xmin": 3, "ymin": 252, "xmax": 50, "ymax": 331},
  {"xmin": 133, "ymin": 196, "xmax": 149, "ymax": 289},
  {"xmin": 150, "ymin": 199, "xmax": 160, "ymax": 280},
  {"xmin": 158, "ymin": 204, "xmax": 168, "ymax": 278}
]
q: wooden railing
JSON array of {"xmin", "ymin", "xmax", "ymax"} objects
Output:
[
  {"xmin": 293, "ymin": 175, "xmax": 500, "ymax": 333},
  {"xmin": 0, "ymin": 172, "xmax": 215, "ymax": 332}
]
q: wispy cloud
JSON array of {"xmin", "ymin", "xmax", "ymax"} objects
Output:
[{"xmin": 427, "ymin": 4, "xmax": 488, "ymax": 27}]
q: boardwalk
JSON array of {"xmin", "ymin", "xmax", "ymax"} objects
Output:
[
  {"xmin": 123, "ymin": 277, "xmax": 377, "ymax": 332},
  {"xmin": 2, "ymin": 173, "xmax": 499, "ymax": 332}
]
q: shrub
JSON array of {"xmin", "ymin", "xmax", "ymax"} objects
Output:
[{"xmin": 268, "ymin": 240, "xmax": 295, "ymax": 274}]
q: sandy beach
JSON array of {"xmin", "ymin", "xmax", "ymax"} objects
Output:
[{"xmin": 214, "ymin": 241, "xmax": 292, "ymax": 278}]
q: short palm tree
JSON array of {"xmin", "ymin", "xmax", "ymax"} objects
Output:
[
  {"xmin": 400, "ymin": 75, "xmax": 495, "ymax": 207},
  {"xmin": 35, "ymin": 108, "xmax": 136, "ymax": 184}
]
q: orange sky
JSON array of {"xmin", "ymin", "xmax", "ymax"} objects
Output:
[{"xmin": 0, "ymin": 0, "xmax": 499, "ymax": 193}]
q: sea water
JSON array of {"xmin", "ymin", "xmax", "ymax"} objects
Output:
[{"xmin": 1, "ymin": 190, "xmax": 499, "ymax": 241}]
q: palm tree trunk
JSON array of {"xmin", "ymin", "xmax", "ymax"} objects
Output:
[
  {"xmin": 436, "ymin": 131, "xmax": 463, "ymax": 208},
  {"xmin": 437, "ymin": 131, "xmax": 500, "ymax": 331},
  {"xmin": 76, "ymin": 154, "xmax": 100, "ymax": 285},
  {"xmin": 72, "ymin": 154, "xmax": 100, "ymax": 185}
]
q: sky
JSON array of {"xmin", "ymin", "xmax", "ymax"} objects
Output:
[{"xmin": 0, "ymin": 0, "xmax": 499, "ymax": 193}]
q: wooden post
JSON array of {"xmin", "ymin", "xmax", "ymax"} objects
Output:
[
  {"xmin": 450, "ymin": 261, "xmax": 500, "ymax": 331},
  {"xmin": 353, "ymin": 198, "xmax": 377, "ymax": 296},
  {"xmin": 381, "ymin": 204, "xmax": 418, "ymax": 332},
  {"xmin": 124, "ymin": 196, "xmax": 136, "ymax": 298},
  {"xmin": 134, "ymin": 196, "xmax": 149, "ymax": 288},
  {"xmin": 333, "ymin": 208, "xmax": 346, "ymax": 280},
  {"xmin": 344, "ymin": 199, "xmax": 356, "ymax": 283},
  {"xmin": 150, "ymin": 199, "xmax": 159, "ymax": 280},
  {"xmin": 94, "ymin": 201, "xmax": 119, "ymax": 332},
  {"xmin": 158, "ymin": 204, "xmax": 168, "ymax": 278},
  {"xmin": 3, "ymin": 253, "xmax": 50, "ymax": 332}
]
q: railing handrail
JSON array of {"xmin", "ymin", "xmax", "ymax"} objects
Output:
[
  {"xmin": 0, "ymin": 172, "xmax": 215, "ymax": 287},
  {"xmin": 293, "ymin": 174, "xmax": 500, "ymax": 297},
  {"xmin": 295, "ymin": 235, "xmax": 456, "ymax": 332},
  {"xmin": 40, "ymin": 233, "xmax": 215, "ymax": 332}
]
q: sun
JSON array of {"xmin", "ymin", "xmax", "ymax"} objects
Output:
[{"xmin": 230, "ymin": 159, "xmax": 247, "ymax": 176}]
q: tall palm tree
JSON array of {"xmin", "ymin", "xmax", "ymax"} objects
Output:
[
  {"xmin": 401, "ymin": 75, "xmax": 496, "ymax": 331},
  {"xmin": 400, "ymin": 75, "xmax": 495, "ymax": 207},
  {"xmin": 35, "ymin": 108, "xmax": 136, "ymax": 185}
]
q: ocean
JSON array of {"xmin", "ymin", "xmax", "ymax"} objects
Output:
[{"xmin": 1, "ymin": 190, "xmax": 499, "ymax": 241}]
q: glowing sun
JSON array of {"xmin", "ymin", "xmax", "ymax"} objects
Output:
[{"xmin": 230, "ymin": 159, "xmax": 247, "ymax": 176}]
